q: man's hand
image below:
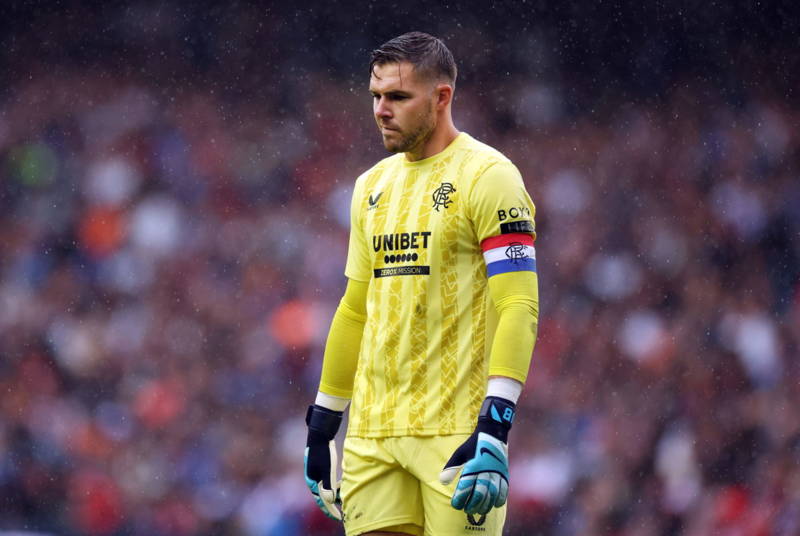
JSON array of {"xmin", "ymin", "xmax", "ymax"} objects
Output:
[
  {"xmin": 304, "ymin": 404, "xmax": 343, "ymax": 520},
  {"xmin": 439, "ymin": 397, "xmax": 514, "ymax": 515}
]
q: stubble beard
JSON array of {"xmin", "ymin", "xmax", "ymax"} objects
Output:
[{"xmin": 383, "ymin": 110, "xmax": 436, "ymax": 155}]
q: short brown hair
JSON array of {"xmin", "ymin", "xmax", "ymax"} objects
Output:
[{"xmin": 370, "ymin": 32, "xmax": 457, "ymax": 87}]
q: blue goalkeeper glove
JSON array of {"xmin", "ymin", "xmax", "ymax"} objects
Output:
[
  {"xmin": 304, "ymin": 404, "xmax": 343, "ymax": 521},
  {"xmin": 439, "ymin": 396, "xmax": 515, "ymax": 515}
]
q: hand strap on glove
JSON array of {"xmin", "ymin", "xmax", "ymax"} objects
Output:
[
  {"xmin": 306, "ymin": 404, "xmax": 343, "ymax": 442},
  {"xmin": 476, "ymin": 396, "xmax": 515, "ymax": 442}
]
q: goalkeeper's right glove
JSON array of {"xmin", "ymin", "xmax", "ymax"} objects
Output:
[{"xmin": 304, "ymin": 404, "xmax": 343, "ymax": 521}]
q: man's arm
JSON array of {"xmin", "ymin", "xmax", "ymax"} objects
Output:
[
  {"xmin": 304, "ymin": 277, "xmax": 368, "ymax": 520},
  {"xmin": 466, "ymin": 159, "xmax": 539, "ymax": 385},
  {"xmin": 440, "ymin": 158, "xmax": 539, "ymax": 515},
  {"xmin": 318, "ymin": 278, "xmax": 369, "ymax": 399},
  {"xmin": 439, "ymin": 268, "xmax": 538, "ymax": 514}
]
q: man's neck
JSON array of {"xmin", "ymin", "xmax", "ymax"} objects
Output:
[{"xmin": 405, "ymin": 121, "xmax": 460, "ymax": 162}]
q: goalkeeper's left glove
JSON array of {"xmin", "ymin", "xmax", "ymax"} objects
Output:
[
  {"xmin": 304, "ymin": 404, "xmax": 343, "ymax": 521},
  {"xmin": 439, "ymin": 396, "xmax": 515, "ymax": 515}
]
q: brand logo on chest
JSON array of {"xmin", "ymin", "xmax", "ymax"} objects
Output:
[{"xmin": 367, "ymin": 192, "xmax": 383, "ymax": 210}]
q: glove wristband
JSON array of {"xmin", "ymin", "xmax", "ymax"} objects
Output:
[
  {"xmin": 476, "ymin": 396, "xmax": 515, "ymax": 443},
  {"xmin": 306, "ymin": 404, "xmax": 343, "ymax": 441}
]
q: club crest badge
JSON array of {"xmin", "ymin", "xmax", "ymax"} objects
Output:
[{"xmin": 432, "ymin": 182, "xmax": 456, "ymax": 211}]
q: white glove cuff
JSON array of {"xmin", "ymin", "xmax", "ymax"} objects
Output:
[
  {"xmin": 486, "ymin": 377, "xmax": 522, "ymax": 404},
  {"xmin": 315, "ymin": 391, "xmax": 351, "ymax": 412}
]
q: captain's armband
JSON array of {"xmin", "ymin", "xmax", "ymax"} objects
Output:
[{"xmin": 480, "ymin": 233, "xmax": 536, "ymax": 278}]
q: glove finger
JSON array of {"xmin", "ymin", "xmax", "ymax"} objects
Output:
[
  {"xmin": 308, "ymin": 480, "xmax": 341, "ymax": 521},
  {"xmin": 439, "ymin": 464, "xmax": 463, "ymax": 485},
  {"xmin": 318, "ymin": 482, "xmax": 343, "ymax": 521},
  {"xmin": 327, "ymin": 440, "xmax": 339, "ymax": 491},
  {"xmin": 465, "ymin": 474, "xmax": 492, "ymax": 515},
  {"xmin": 324, "ymin": 441, "xmax": 343, "ymax": 520},
  {"xmin": 464, "ymin": 475, "xmax": 486, "ymax": 514},
  {"xmin": 495, "ymin": 476, "xmax": 509, "ymax": 507},
  {"xmin": 482, "ymin": 472, "xmax": 502, "ymax": 514},
  {"xmin": 451, "ymin": 474, "xmax": 476, "ymax": 510}
]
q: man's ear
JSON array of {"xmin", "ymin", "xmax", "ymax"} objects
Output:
[{"xmin": 435, "ymin": 83, "xmax": 454, "ymax": 110}]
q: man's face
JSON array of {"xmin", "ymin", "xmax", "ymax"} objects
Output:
[{"xmin": 370, "ymin": 61, "xmax": 437, "ymax": 154}]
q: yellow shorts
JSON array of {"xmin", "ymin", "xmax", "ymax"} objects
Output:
[{"xmin": 340, "ymin": 435, "xmax": 506, "ymax": 536}]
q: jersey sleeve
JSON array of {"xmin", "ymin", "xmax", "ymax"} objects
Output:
[
  {"xmin": 469, "ymin": 161, "xmax": 537, "ymax": 278},
  {"xmin": 486, "ymin": 270, "xmax": 538, "ymax": 383},
  {"xmin": 344, "ymin": 176, "xmax": 372, "ymax": 282},
  {"xmin": 468, "ymin": 161, "xmax": 535, "ymax": 244},
  {"xmin": 470, "ymin": 160, "xmax": 539, "ymax": 384}
]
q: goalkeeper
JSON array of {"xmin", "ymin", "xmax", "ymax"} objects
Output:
[{"xmin": 304, "ymin": 31, "xmax": 539, "ymax": 536}]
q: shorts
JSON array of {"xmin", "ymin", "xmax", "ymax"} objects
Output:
[{"xmin": 340, "ymin": 435, "xmax": 507, "ymax": 536}]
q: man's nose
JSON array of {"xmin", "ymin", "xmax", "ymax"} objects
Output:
[{"xmin": 375, "ymin": 98, "xmax": 392, "ymax": 118}]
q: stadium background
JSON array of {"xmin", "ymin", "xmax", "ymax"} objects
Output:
[{"xmin": 1, "ymin": 2, "xmax": 799, "ymax": 535}]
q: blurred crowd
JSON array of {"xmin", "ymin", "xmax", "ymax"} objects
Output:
[{"xmin": 1, "ymin": 3, "xmax": 799, "ymax": 536}]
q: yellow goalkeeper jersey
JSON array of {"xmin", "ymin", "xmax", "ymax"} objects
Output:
[{"xmin": 345, "ymin": 132, "xmax": 536, "ymax": 438}]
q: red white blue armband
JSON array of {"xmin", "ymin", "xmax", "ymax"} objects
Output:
[{"xmin": 480, "ymin": 233, "xmax": 536, "ymax": 277}]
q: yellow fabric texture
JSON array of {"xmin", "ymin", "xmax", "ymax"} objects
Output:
[
  {"xmin": 326, "ymin": 132, "xmax": 537, "ymax": 438},
  {"xmin": 318, "ymin": 278, "xmax": 368, "ymax": 399}
]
